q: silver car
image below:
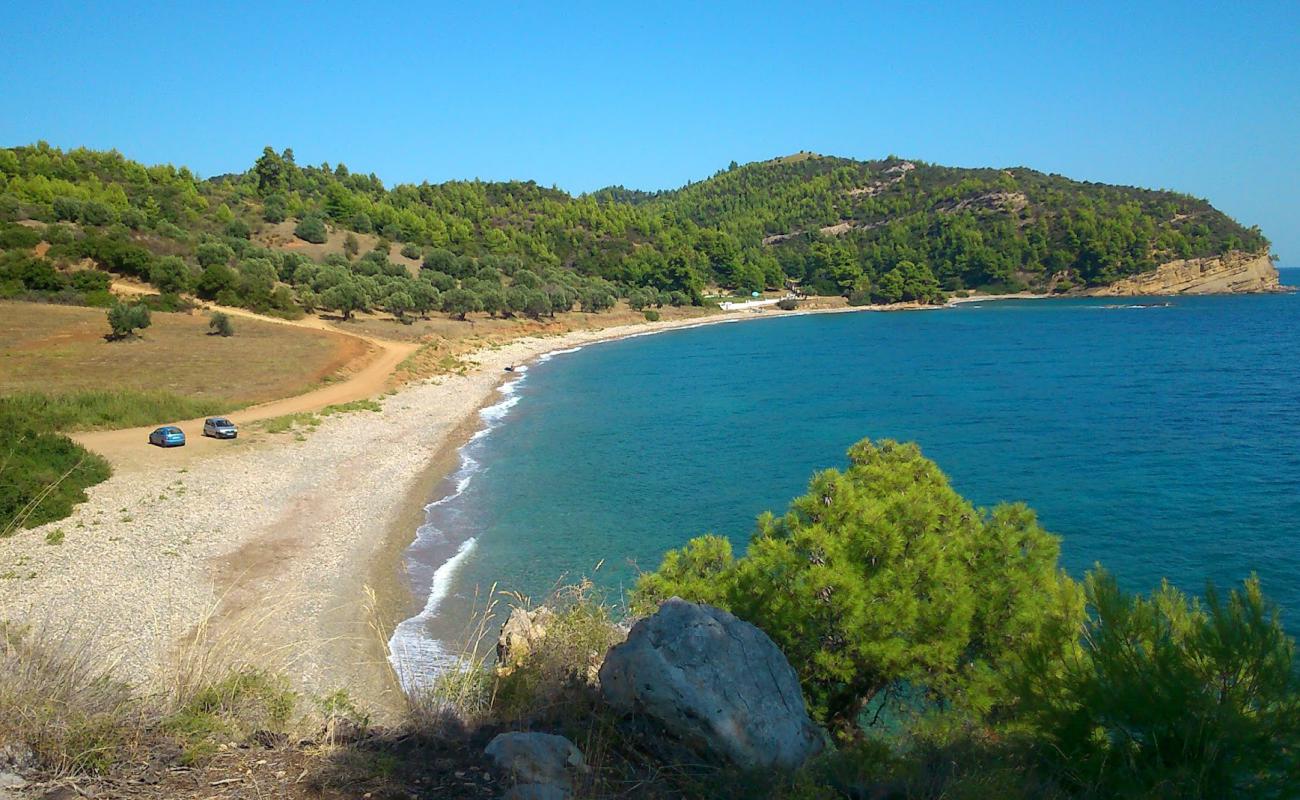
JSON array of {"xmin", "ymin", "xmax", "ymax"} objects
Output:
[{"xmin": 202, "ymin": 417, "xmax": 238, "ymax": 439}]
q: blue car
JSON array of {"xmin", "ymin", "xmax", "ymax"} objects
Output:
[{"xmin": 148, "ymin": 426, "xmax": 186, "ymax": 447}]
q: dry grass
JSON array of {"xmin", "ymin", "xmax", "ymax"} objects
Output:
[{"xmin": 0, "ymin": 300, "xmax": 366, "ymax": 406}]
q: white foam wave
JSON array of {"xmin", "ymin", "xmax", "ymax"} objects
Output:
[
  {"xmin": 536, "ymin": 345, "xmax": 583, "ymax": 363},
  {"xmin": 387, "ymin": 372, "xmax": 532, "ymax": 688},
  {"xmin": 387, "ymin": 536, "xmax": 479, "ymax": 688}
]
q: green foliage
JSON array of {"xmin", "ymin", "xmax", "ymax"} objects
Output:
[
  {"xmin": 491, "ymin": 584, "xmax": 624, "ymax": 723},
  {"xmin": 195, "ymin": 262, "xmax": 236, "ymax": 299},
  {"xmin": 0, "ymin": 144, "xmax": 1270, "ymax": 324},
  {"xmin": 106, "ymin": 300, "xmax": 151, "ymax": 339},
  {"xmin": 644, "ymin": 309, "xmax": 660, "ymax": 321},
  {"xmin": 777, "ymin": 297, "xmax": 799, "ymax": 310},
  {"xmin": 294, "ymin": 214, "xmax": 328, "ymax": 244},
  {"xmin": 165, "ymin": 668, "xmax": 297, "ymax": 765},
  {"xmin": 1013, "ymin": 569, "xmax": 1300, "ymax": 798},
  {"xmin": 208, "ymin": 310, "xmax": 234, "ymax": 336},
  {"xmin": 148, "ymin": 255, "xmax": 194, "ymax": 294},
  {"xmin": 440, "ymin": 286, "xmax": 482, "ymax": 320},
  {"xmin": 0, "ymin": 418, "xmax": 111, "ymax": 533},
  {"xmin": 633, "ymin": 438, "xmax": 1079, "ymax": 737},
  {"xmin": 322, "ymin": 278, "xmax": 369, "ymax": 320}
]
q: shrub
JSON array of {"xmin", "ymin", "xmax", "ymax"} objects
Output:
[
  {"xmin": 208, "ymin": 311, "xmax": 234, "ymax": 337},
  {"xmin": 777, "ymin": 297, "xmax": 799, "ymax": 310},
  {"xmin": 148, "ymin": 255, "xmax": 195, "ymax": 294},
  {"xmin": 195, "ymin": 241, "xmax": 234, "ymax": 268},
  {"xmin": 633, "ymin": 438, "xmax": 1080, "ymax": 738},
  {"xmin": 106, "ymin": 301, "xmax": 151, "ymax": 339},
  {"xmin": 195, "ymin": 263, "xmax": 236, "ymax": 299},
  {"xmin": 294, "ymin": 214, "xmax": 328, "ymax": 244},
  {"xmin": 1013, "ymin": 570, "xmax": 1300, "ymax": 797},
  {"xmin": 0, "ymin": 421, "xmax": 111, "ymax": 533},
  {"xmin": 52, "ymin": 196, "xmax": 82, "ymax": 222},
  {"xmin": 644, "ymin": 309, "xmax": 661, "ymax": 321},
  {"xmin": 491, "ymin": 583, "xmax": 623, "ymax": 725},
  {"xmin": 261, "ymin": 194, "xmax": 287, "ymax": 223},
  {"xmin": 400, "ymin": 243, "xmax": 421, "ymax": 260}
]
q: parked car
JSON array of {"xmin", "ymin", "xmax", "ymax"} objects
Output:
[
  {"xmin": 148, "ymin": 426, "xmax": 186, "ymax": 447},
  {"xmin": 203, "ymin": 417, "xmax": 238, "ymax": 439}
]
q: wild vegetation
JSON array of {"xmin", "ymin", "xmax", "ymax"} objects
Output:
[
  {"xmin": 0, "ymin": 144, "xmax": 1269, "ymax": 320},
  {"xmin": 3, "ymin": 438, "xmax": 1295, "ymax": 797}
]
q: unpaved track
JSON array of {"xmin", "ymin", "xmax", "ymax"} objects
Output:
[{"xmin": 77, "ymin": 287, "xmax": 419, "ymax": 470}]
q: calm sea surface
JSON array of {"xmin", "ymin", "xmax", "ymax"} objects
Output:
[{"xmin": 390, "ymin": 270, "xmax": 1300, "ymax": 682}]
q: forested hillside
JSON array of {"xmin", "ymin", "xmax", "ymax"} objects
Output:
[{"xmin": 0, "ymin": 144, "xmax": 1270, "ymax": 315}]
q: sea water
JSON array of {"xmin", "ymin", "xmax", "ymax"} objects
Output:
[{"xmin": 391, "ymin": 271, "xmax": 1300, "ymax": 684}]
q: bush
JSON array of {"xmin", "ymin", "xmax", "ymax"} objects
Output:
[
  {"xmin": 208, "ymin": 311, "xmax": 234, "ymax": 337},
  {"xmin": 261, "ymin": 194, "xmax": 287, "ymax": 223},
  {"xmin": 106, "ymin": 301, "xmax": 151, "ymax": 339},
  {"xmin": 1014, "ymin": 570, "xmax": 1300, "ymax": 797},
  {"xmin": 52, "ymin": 196, "xmax": 82, "ymax": 222},
  {"xmin": 633, "ymin": 438, "xmax": 1080, "ymax": 738},
  {"xmin": 644, "ymin": 309, "xmax": 661, "ymax": 321},
  {"xmin": 400, "ymin": 243, "xmax": 421, "ymax": 260},
  {"xmin": 148, "ymin": 255, "xmax": 195, "ymax": 294},
  {"xmin": 776, "ymin": 297, "xmax": 799, "ymax": 310},
  {"xmin": 294, "ymin": 214, "xmax": 328, "ymax": 244},
  {"xmin": 491, "ymin": 583, "xmax": 623, "ymax": 725},
  {"xmin": 0, "ymin": 420, "xmax": 111, "ymax": 532}
]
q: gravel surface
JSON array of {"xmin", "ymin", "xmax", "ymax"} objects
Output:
[{"xmin": 0, "ymin": 314, "xmax": 769, "ymax": 703}]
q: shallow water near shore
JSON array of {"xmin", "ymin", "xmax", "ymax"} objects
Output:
[{"xmin": 393, "ymin": 270, "xmax": 1300, "ymax": 684}]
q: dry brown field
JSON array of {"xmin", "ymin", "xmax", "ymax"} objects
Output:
[{"xmin": 0, "ymin": 300, "xmax": 366, "ymax": 405}]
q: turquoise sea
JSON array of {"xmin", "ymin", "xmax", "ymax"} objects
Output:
[{"xmin": 390, "ymin": 270, "xmax": 1300, "ymax": 682}]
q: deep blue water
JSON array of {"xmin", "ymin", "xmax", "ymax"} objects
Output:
[{"xmin": 390, "ymin": 271, "xmax": 1300, "ymax": 680}]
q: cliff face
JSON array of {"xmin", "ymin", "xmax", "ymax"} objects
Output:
[{"xmin": 1089, "ymin": 251, "xmax": 1280, "ymax": 296}]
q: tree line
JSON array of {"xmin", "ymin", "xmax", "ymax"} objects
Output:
[{"xmin": 0, "ymin": 144, "xmax": 1271, "ymax": 316}]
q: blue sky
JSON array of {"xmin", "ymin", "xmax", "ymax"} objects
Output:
[{"xmin": 2, "ymin": 1, "xmax": 1297, "ymax": 260}]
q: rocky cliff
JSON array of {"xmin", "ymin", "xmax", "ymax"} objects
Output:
[{"xmin": 1089, "ymin": 250, "xmax": 1281, "ymax": 296}]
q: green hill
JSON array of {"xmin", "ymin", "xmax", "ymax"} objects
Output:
[{"xmin": 0, "ymin": 144, "xmax": 1271, "ymax": 313}]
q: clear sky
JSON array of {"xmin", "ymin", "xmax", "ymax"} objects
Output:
[{"xmin": 2, "ymin": 1, "xmax": 1297, "ymax": 260}]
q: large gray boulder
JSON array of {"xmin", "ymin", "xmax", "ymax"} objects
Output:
[
  {"xmin": 485, "ymin": 731, "xmax": 587, "ymax": 799},
  {"xmin": 598, "ymin": 598, "xmax": 823, "ymax": 770}
]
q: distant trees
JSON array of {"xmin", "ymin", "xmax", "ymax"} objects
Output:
[
  {"xmin": 148, "ymin": 256, "xmax": 194, "ymax": 295},
  {"xmin": 294, "ymin": 214, "xmax": 328, "ymax": 244},
  {"xmin": 106, "ymin": 301, "xmax": 151, "ymax": 339},
  {"xmin": 0, "ymin": 142, "xmax": 1272, "ymax": 325},
  {"xmin": 196, "ymin": 263, "xmax": 237, "ymax": 300},
  {"xmin": 441, "ymin": 287, "xmax": 482, "ymax": 320},
  {"xmin": 322, "ymin": 280, "xmax": 368, "ymax": 321}
]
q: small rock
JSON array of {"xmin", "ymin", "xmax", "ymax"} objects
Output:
[
  {"xmin": 0, "ymin": 773, "xmax": 28, "ymax": 790},
  {"xmin": 485, "ymin": 732, "xmax": 586, "ymax": 797},
  {"xmin": 496, "ymin": 606, "xmax": 555, "ymax": 673},
  {"xmin": 0, "ymin": 743, "xmax": 34, "ymax": 772}
]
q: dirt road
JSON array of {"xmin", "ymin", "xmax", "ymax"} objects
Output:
[{"xmin": 76, "ymin": 287, "xmax": 420, "ymax": 470}]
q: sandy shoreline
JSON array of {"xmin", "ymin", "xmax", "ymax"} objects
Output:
[
  {"xmin": 0, "ymin": 296, "xmax": 1043, "ymax": 712},
  {"xmin": 0, "ymin": 308, "xmax": 820, "ymax": 709}
]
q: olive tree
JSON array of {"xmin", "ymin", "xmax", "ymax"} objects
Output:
[{"xmin": 106, "ymin": 301, "xmax": 151, "ymax": 340}]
